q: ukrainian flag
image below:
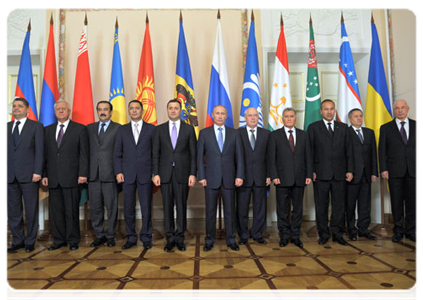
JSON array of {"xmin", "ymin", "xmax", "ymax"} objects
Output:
[
  {"xmin": 364, "ymin": 21, "xmax": 392, "ymax": 146},
  {"xmin": 109, "ymin": 25, "xmax": 127, "ymax": 125},
  {"xmin": 175, "ymin": 17, "xmax": 199, "ymax": 137}
]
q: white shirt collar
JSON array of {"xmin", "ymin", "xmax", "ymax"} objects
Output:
[{"xmin": 58, "ymin": 119, "xmax": 70, "ymax": 127}]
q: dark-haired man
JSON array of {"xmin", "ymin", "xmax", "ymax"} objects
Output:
[
  {"xmin": 152, "ymin": 99, "xmax": 197, "ymax": 252},
  {"xmin": 114, "ymin": 100, "xmax": 155, "ymax": 250},
  {"xmin": 87, "ymin": 101, "xmax": 121, "ymax": 247}
]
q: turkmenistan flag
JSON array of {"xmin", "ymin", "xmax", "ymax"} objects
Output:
[{"xmin": 303, "ymin": 17, "xmax": 321, "ymax": 130}]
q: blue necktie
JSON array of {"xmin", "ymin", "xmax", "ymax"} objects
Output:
[{"xmin": 218, "ymin": 127, "xmax": 223, "ymax": 152}]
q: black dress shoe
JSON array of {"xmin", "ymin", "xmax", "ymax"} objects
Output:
[
  {"xmin": 107, "ymin": 239, "xmax": 116, "ymax": 247},
  {"xmin": 227, "ymin": 243, "xmax": 240, "ymax": 251},
  {"xmin": 7, "ymin": 244, "xmax": 25, "ymax": 253},
  {"xmin": 203, "ymin": 244, "xmax": 213, "ymax": 252},
  {"xmin": 391, "ymin": 234, "xmax": 403, "ymax": 243},
  {"xmin": 48, "ymin": 243, "xmax": 66, "ymax": 251},
  {"xmin": 405, "ymin": 234, "xmax": 416, "ymax": 242},
  {"xmin": 333, "ymin": 236, "xmax": 348, "ymax": 246},
  {"xmin": 348, "ymin": 234, "xmax": 357, "ymax": 241},
  {"xmin": 143, "ymin": 241, "xmax": 153, "ymax": 249},
  {"xmin": 90, "ymin": 237, "xmax": 107, "ymax": 247},
  {"xmin": 164, "ymin": 242, "xmax": 175, "ymax": 252},
  {"xmin": 358, "ymin": 232, "xmax": 377, "ymax": 240},
  {"xmin": 279, "ymin": 238, "xmax": 289, "ymax": 247},
  {"xmin": 254, "ymin": 237, "xmax": 267, "ymax": 244},
  {"xmin": 318, "ymin": 237, "xmax": 329, "ymax": 245},
  {"xmin": 122, "ymin": 241, "xmax": 136, "ymax": 249},
  {"xmin": 69, "ymin": 244, "xmax": 79, "ymax": 251},
  {"xmin": 291, "ymin": 238, "xmax": 303, "ymax": 248},
  {"xmin": 239, "ymin": 239, "xmax": 248, "ymax": 245},
  {"xmin": 176, "ymin": 242, "xmax": 186, "ymax": 251},
  {"xmin": 25, "ymin": 245, "xmax": 35, "ymax": 253}
]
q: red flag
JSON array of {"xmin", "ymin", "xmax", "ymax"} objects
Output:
[
  {"xmin": 136, "ymin": 13, "xmax": 157, "ymax": 125},
  {"xmin": 72, "ymin": 16, "xmax": 94, "ymax": 125}
]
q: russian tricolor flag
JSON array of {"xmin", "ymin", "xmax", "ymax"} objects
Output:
[
  {"xmin": 206, "ymin": 13, "xmax": 233, "ymax": 128},
  {"xmin": 337, "ymin": 18, "xmax": 363, "ymax": 124},
  {"xmin": 15, "ymin": 22, "xmax": 38, "ymax": 121}
]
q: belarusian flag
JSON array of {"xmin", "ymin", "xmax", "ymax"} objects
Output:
[
  {"xmin": 303, "ymin": 16, "xmax": 321, "ymax": 130},
  {"xmin": 268, "ymin": 14, "xmax": 292, "ymax": 132}
]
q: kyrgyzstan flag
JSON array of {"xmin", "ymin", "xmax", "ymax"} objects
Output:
[
  {"xmin": 136, "ymin": 12, "xmax": 157, "ymax": 125},
  {"xmin": 72, "ymin": 14, "xmax": 94, "ymax": 125}
]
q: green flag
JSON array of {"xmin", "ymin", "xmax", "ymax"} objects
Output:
[{"xmin": 303, "ymin": 19, "xmax": 321, "ymax": 130}]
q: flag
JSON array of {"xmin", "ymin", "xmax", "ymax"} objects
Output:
[
  {"xmin": 72, "ymin": 15, "xmax": 94, "ymax": 126},
  {"xmin": 337, "ymin": 16, "xmax": 363, "ymax": 124},
  {"xmin": 39, "ymin": 16, "xmax": 59, "ymax": 126},
  {"xmin": 268, "ymin": 14, "xmax": 292, "ymax": 132},
  {"xmin": 175, "ymin": 13, "xmax": 199, "ymax": 137},
  {"xmin": 109, "ymin": 20, "xmax": 127, "ymax": 125},
  {"xmin": 14, "ymin": 21, "xmax": 37, "ymax": 121},
  {"xmin": 303, "ymin": 17, "xmax": 321, "ymax": 130},
  {"xmin": 206, "ymin": 11, "xmax": 233, "ymax": 128},
  {"xmin": 239, "ymin": 11, "xmax": 263, "ymax": 128},
  {"xmin": 136, "ymin": 13, "xmax": 157, "ymax": 125},
  {"xmin": 364, "ymin": 17, "xmax": 392, "ymax": 146}
]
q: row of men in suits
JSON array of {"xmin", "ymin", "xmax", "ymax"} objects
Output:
[{"xmin": 7, "ymin": 96, "xmax": 416, "ymax": 253}]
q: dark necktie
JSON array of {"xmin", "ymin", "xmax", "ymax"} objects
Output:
[
  {"xmin": 327, "ymin": 122, "xmax": 334, "ymax": 138},
  {"xmin": 12, "ymin": 120, "xmax": 21, "ymax": 145},
  {"xmin": 99, "ymin": 122, "xmax": 106, "ymax": 141},
  {"xmin": 250, "ymin": 129, "xmax": 256, "ymax": 150},
  {"xmin": 356, "ymin": 129, "xmax": 364, "ymax": 144},
  {"xmin": 288, "ymin": 129, "xmax": 295, "ymax": 152},
  {"xmin": 57, "ymin": 124, "xmax": 65, "ymax": 147},
  {"xmin": 400, "ymin": 121, "xmax": 407, "ymax": 145}
]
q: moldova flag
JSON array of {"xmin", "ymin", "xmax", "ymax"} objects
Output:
[{"xmin": 15, "ymin": 21, "xmax": 38, "ymax": 121}]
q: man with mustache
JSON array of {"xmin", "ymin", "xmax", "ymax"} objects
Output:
[{"xmin": 86, "ymin": 101, "xmax": 121, "ymax": 247}]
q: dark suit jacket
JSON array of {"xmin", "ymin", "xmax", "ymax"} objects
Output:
[
  {"xmin": 87, "ymin": 120, "xmax": 121, "ymax": 182},
  {"xmin": 379, "ymin": 119, "xmax": 416, "ymax": 178},
  {"xmin": 348, "ymin": 126, "xmax": 378, "ymax": 184},
  {"xmin": 152, "ymin": 121, "xmax": 197, "ymax": 184},
  {"xmin": 238, "ymin": 127, "xmax": 270, "ymax": 187},
  {"xmin": 43, "ymin": 120, "xmax": 89, "ymax": 188},
  {"xmin": 307, "ymin": 120, "xmax": 354, "ymax": 181},
  {"xmin": 7, "ymin": 119, "xmax": 44, "ymax": 183},
  {"xmin": 197, "ymin": 125, "xmax": 244, "ymax": 189},
  {"xmin": 268, "ymin": 127, "xmax": 313, "ymax": 187},
  {"xmin": 113, "ymin": 121, "xmax": 155, "ymax": 184}
]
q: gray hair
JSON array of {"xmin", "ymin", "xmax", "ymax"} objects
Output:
[
  {"xmin": 54, "ymin": 99, "xmax": 70, "ymax": 109},
  {"xmin": 282, "ymin": 107, "xmax": 296, "ymax": 116}
]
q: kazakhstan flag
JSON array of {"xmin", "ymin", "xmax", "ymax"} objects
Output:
[{"xmin": 109, "ymin": 25, "xmax": 127, "ymax": 125}]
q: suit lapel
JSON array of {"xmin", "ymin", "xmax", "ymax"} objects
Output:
[
  {"xmin": 319, "ymin": 120, "xmax": 332, "ymax": 140},
  {"xmin": 137, "ymin": 122, "xmax": 148, "ymax": 146},
  {"xmin": 94, "ymin": 122, "xmax": 100, "ymax": 144},
  {"xmin": 14, "ymin": 120, "xmax": 31, "ymax": 148},
  {"xmin": 391, "ymin": 120, "xmax": 405, "ymax": 144},
  {"xmin": 349, "ymin": 126, "xmax": 362, "ymax": 144},
  {"xmin": 408, "ymin": 119, "xmax": 416, "ymax": 143},
  {"xmin": 222, "ymin": 126, "xmax": 230, "ymax": 153},
  {"xmin": 174, "ymin": 121, "xmax": 186, "ymax": 151}
]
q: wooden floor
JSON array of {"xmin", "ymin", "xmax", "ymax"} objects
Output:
[{"xmin": 7, "ymin": 221, "xmax": 416, "ymax": 290}]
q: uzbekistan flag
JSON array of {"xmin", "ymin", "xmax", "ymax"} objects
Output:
[
  {"xmin": 39, "ymin": 15, "xmax": 59, "ymax": 126},
  {"xmin": 268, "ymin": 14, "xmax": 292, "ymax": 132},
  {"xmin": 109, "ymin": 20, "xmax": 127, "ymax": 125},
  {"xmin": 239, "ymin": 11, "xmax": 263, "ymax": 128},
  {"xmin": 337, "ymin": 17, "xmax": 363, "ymax": 124},
  {"xmin": 72, "ymin": 15, "xmax": 94, "ymax": 126},
  {"xmin": 206, "ymin": 12, "xmax": 233, "ymax": 128},
  {"xmin": 175, "ymin": 13, "xmax": 199, "ymax": 137},
  {"xmin": 15, "ymin": 21, "xmax": 37, "ymax": 121},
  {"xmin": 364, "ymin": 17, "xmax": 392, "ymax": 146},
  {"xmin": 136, "ymin": 13, "xmax": 157, "ymax": 125}
]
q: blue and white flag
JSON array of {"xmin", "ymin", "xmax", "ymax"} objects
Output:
[
  {"xmin": 239, "ymin": 17, "xmax": 262, "ymax": 128},
  {"xmin": 337, "ymin": 21, "xmax": 363, "ymax": 124}
]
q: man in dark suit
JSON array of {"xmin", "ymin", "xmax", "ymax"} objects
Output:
[
  {"xmin": 307, "ymin": 99, "xmax": 353, "ymax": 246},
  {"xmin": 41, "ymin": 100, "xmax": 89, "ymax": 251},
  {"xmin": 197, "ymin": 105, "xmax": 244, "ymax": 252},
  {"xmin": 87, "ymin": 101, "xmax": 121, "ymax": 248},
  {"xmin": 152, "ymin": 99, "xmax": 197, "ymax": 252},
  {"xmin": 346, "ymin": 108, "xmax": 378, "ymax": 241},
  {"xmin": 114, "ymin": 100, "xmax": 155, "ymax": 250},
  {"xmin": 379, "ymin": 100, "xmax": 416, "ymax": 243},
  {"xmin": 7, "ymin": 98, "xmax": 44, "ymax": 253},
  {"xmin": 237, "ymin": 107, "xmax": 270, "ymax": 245},
  {"xmin": 268, "ymin": 107, "xmax": 313, "ymax": 248}
]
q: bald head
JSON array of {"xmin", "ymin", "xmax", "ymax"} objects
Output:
[
  {"xmin": 245, "ymin": 107, "xmax": 259, "ymax": 128},
  {"xmin": 393, "ymin": 99, "xmax": 410, "ymax": 121}
]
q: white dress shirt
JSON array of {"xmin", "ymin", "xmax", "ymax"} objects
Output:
[
  {"xmin": 352, "ymin": 125, "xmax": 364, "ymax": 141},
  {"xmin": 131, "ymin": 120, "xmax": 143, "ymax": 144},
  {"xmin": 323, "ymin": 119, "xmax": 335, "ymax": 132},
  {"xmin": 395, "ymin": 117, "xmax": 409, "ymax": 140},
  {"xmin": 246, "ymin": 126, "xmax": 257, "ymax": 141},
  {"xmin": 11, "ymin": 117, "xmax": 27, "ymax": 134},
  {"xmin": 214, "ymin": 124, "xmax": 225, "ymax": 145},
  {"xmin": 56, "ymin": 119, "xmax": 70, "ymax": 140},
  {"xmin": 98, "ymin": 119, "xmax": 111, "ymax": 134},
  {"xmin": 284, "ymin": 126, "xmax": 296, "ymax": 146},
  {"xmin": 169, "ymin": 119, "xmax": 181, "ymax": 138}
]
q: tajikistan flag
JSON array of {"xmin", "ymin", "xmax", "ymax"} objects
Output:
[{"xmin": 268, "ymin": 15, "xmax": 292, "ymax": 132}]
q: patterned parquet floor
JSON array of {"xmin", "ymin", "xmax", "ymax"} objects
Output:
[{"xmin": 7, "ymin": 221, "xmax": 416, "ymax": 290}]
